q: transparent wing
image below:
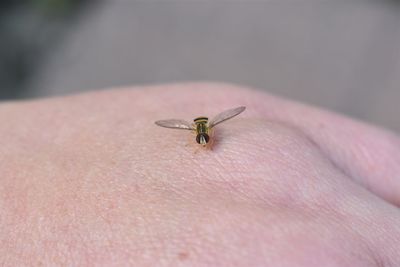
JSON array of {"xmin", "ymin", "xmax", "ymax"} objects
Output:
[
  {"xmin": 209, "ymin": 106, "xmax": 246, "ymax": 128},
  {"xmin": 155, "ymin": 119, "xmax": 194, "ymax": 130}
]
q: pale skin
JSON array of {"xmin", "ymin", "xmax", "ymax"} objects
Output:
[{"xmin": 0, "ymin": 83, "xmax": 400, "ymax": 266}]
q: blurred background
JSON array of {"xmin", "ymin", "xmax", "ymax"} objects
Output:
[{"xmin": 1, "ymin": 0, "xmax": 400, "ymax": 132}]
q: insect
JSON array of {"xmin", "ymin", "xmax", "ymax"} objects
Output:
[{"xmin": 155, "ymin": 106, "xmax": 246, "ymax": 146}]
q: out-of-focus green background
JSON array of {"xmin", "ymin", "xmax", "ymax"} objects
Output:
[
  {"xmin": 0, "ymin": 0, "xmax": 88, "ymax": 99},
  {"xmin": 1, "ymin": 1, "xmax": 400, "ymax": 132}
]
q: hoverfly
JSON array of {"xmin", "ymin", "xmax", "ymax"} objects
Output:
[{"xmin": 155, "ymin": 106, "xmax": 246, "ymax": 146}]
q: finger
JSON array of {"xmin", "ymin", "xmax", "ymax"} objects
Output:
[{"xmin": 257, "ymin": 87, "xmax": 400, "ymax": 206}]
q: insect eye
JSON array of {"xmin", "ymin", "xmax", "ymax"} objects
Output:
[{"xmin": 196, "ymin": 133, "xmax": 210, "ymax": 144}]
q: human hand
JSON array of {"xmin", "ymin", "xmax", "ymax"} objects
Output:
[{"xmin": 1, "ymin": 83, "xmax": 399, "ymax": 266}]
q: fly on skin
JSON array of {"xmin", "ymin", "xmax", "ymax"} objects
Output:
[{"xmin": 155, "ymin": 106, "xmax": 246, "ymax": 146}]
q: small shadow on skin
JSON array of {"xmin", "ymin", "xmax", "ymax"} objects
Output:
[
  {"xmin": 209, "ymin": 128, "xmax": 224, "ymax": 151},
  {"xmin": 209, "ymin": 123, "xmax": 249, "ymax": 151},
  {"xmin": 178, "ymin": 251, "xmax": 189, "ymax": 261}
]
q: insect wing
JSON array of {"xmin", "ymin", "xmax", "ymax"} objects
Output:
[
  {"xmin": 209, "ymin": 106, "xmax": 246, "ymax": 128},
  {"xmin": 155, "ymin": 119, "xmax": 194, "ymax": 130}
]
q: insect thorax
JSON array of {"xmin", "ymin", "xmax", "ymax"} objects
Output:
[{"xmin": 194, "ymin": 117, "xmax": 208, "ymax": 132}]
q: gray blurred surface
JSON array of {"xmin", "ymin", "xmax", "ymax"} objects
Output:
[{"xmin": 28, "ymin": 1, "xmax": 400, "ymax": 132}]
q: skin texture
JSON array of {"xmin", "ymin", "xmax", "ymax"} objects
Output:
[{"xmin": 0, "ymin": 83, "xmax": 399, "ymax": 266}]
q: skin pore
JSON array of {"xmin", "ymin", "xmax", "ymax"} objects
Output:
[{"xmin": 0, "ymin": 83, "xmax": 399, "ymax": 266}]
